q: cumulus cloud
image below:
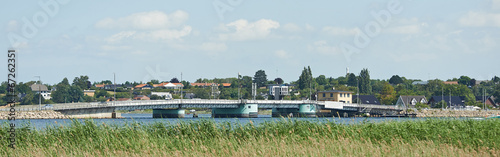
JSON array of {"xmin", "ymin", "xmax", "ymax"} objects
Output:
[
  {"xmin": 97, "ymin": 10, "xmax": 192, "ymax": 44},
  {"xmin": 493, "ymin": 0, "xmax": 500, "ymax": 10},
  {"xmin": 218, "ymin": 19, "xmax": 280, "ymax": 41},
  {"xmin": 322, "ymin": 26, "xmax": 360, "ymax": 36},
  {"xmin": 459, "ymin": 12, "xmax": 500, "ymax": 27},
  {"xmin": 95, "ymin": 10, "xmax": 188, "ymax": 30},
  {"xmin": 308, "ymin": 40, "xmax": 341, "ymax": 55}
]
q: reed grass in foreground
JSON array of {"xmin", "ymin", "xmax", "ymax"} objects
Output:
[{"xmin": 1, "ymin": 118, "xmax": 499, "ymax": 156}]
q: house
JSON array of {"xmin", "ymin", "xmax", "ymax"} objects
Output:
[
  {"xmin": 30, "ymin": 84, "xmax": 51, "ymax": 100},
  {"xmin": 104, "ymin": 84, "xmax": 134, "ymax": 90},
  {"xmin": 396, "ymin": 96, "xmax": 427, "ymax": 108},
  {"xmin": 184, "ymin": 93, "xmax": 195, "ymax": 99},
  {"xmin": 474, "ymin": 96, "xmax": 496, "ymax": 107},
  {"xmin": 428, "ymin": 96, "xmax": 464, "ymax": 108},
  {"xmin": 134, "ymin": 84, "xmax": 153, "ymax": 90},
  {"xmin": 163, "ymin": 83, "xmax": 184, "ymax": 89},
  {"xmin": 267, "ymin": 84, "xmax": 291, "ymax": 95},
  {"xmin": 317, "ymin": 90, "xmax": 353, "ymax": 103},
  {"xmin": 134, "ymin": 95, "xmax": 150, "ymax": 100},
  {"xmin": 412, "ymin": 81, "xmax": 428, "ymax": 85},
  {"xmin": 117, "ymin": 98, "xmax": 131, "ymax": 101},
  {"xmin": 83, "ymin": 90, "xmax": 95, "ymax": 97},
  {"xmin": 221, "ymin": 83, "xmax": 231, "ymax": 88},
  {"xmin": 191, "ymin": 83, "xmax": 218, "ymax": 88},
  {"xmin": 151, "ymin": 92, "xmax": 173, "ymax": 100},
  {"xmin": 444, "ymin": 81, "xmax": 458, "ymax": 85},
  {"xmin": 352, "ymin": 95, "xmax": 380, "ymax": 105},
  {"xmin": 95, "ymin": 83, "xmax": 106, "ymax": 89}
]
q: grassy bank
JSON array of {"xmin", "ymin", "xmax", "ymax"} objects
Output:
[{"xmin": 1, "ymin": 118, "xmax": 499, "ymax": 156}]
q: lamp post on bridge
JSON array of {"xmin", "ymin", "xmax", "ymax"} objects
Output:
[{"xmin": 34, "ymin": 76, "xmax": 41, "ymax": 110}]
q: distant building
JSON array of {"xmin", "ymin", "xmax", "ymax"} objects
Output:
[
  {"xmin": 83, "ymin": 90, "xmax": 95, "ymax": 97},
  {"xmin": 30, "ymin": 84, "xmax": 51, "ymax": 100},
  {"xmin": 151, "ymin": 92, "xmax": 173, "ymax": 100},
  {"xmin": 352, "ymin": 95, "xmax": 380, "ymax": 105},
  {"xmin": 134, "ymin": 95, "xmax": 150, "ymax": 100},
  {"xmin": 163, "ymin": 83, "xmax": 184, "ymax": 89},
  {"xmin": 444, "ymin": 81, "xmax": 458, "ymax": 85},
  {"xmin": 396, "ymin": 96, "xmax": 427, "ymax": 108},
  {"xmin": 134, "ymin": 84, "xmax": 153, "ymax": 90},
  {"xmin": 317, "ymin": 90, "xmax": 353, "ymax": 103},
  {"xmin": 184, "ymin": 93, "xmax": 195, "ymax": 99},
  {"xmin": 412, "ymin": 81, "xmax": 428, "ymax": 85},
  {"xmin": 428, "ymin": 96, "xmax": 464, "ymax": 108}
]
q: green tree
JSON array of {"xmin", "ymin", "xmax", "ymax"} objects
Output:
[
  {"xmin": 347, "ymin": 73, "xmax": 357, "ymax": 87},
  {"xmin": 358, "ymin": 68, "xmax": 372, "ymax": 94},
  {"xmin": 465, "ymin": 93, "xmax": 480, "ymax": 107},
  {"xmin": 298, "ymin": 66, "xmax": 313, "ymax": 90},
  {"xmin": 389, "ymin": 75, "xmax": 404, "ymax": 85},
  {"xmin": 95, "ymin": 89, "xmax": 110, "ymax": 98},
  {"xmin": 316, "ymin": 75, "xmax": 327, "ymax": 86},
  {"xmin": 379, "ymin": 82, "xmax": 396, "ymax": 105},
  {"xmin": 72, "ymin": 75, "xmax": 91, "ymax": 90},
  {"xmin": 274, "ymin": 78, "xmax": 284, "ymax": 84},
  {"xmin": 170, "ymin": 78, "xmax": 180, "ymax": 83},
  {"xmin": 458, "ymin": 76, "xmax": 472, "ymax": 86},
  {"xmin": 253, "ymin": 70, "xmax": 267, "ymax": 87}
]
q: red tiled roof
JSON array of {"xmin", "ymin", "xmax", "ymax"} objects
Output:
[
  {"xmin": 135, "ymin": 84, "xmax": 147, "ymax": 88},
  {"xmin": 222, "ymin": 83, "xmax": 231, "ymax": 87},
  {"xmin": 444, "ymin": 81, "xmax": 458, "ymax": 85},
  {"xmin": 95, "ymin": 84, "xmax": 105, "ymax": 88}
]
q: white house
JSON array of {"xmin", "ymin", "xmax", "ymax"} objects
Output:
[
  {"xmin": 163, "ymin": 83, "xmax": 184, "ymax": 89},
  {"xmin": 30, "ymin": 84, "xmax": 51, "ymax": 100},
  {"xmin": 151, "ymin": 92, "xmax": 173, "ymax": 100},
  {"xmin": 396, "ymin": 95, "xmax": 427, "ymax": 108}
]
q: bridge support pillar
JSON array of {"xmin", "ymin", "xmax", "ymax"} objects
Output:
[
  {"xmin": 272, "ymin": 104, "xmax": 317, "ymax": 117},
  {"xmin": 212, "ymin": 104, "xmax": 258, "ymax": 118},
  {"xmin": 153, "ymin": 109, "xmax": 185, "ymax": 118}
]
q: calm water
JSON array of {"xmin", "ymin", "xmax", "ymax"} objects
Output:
[{"xmin": 1, "ymin": 113, "xmax": 470, "ymax": 130}]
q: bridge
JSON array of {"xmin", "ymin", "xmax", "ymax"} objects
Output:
[{"xmin": 2, "ymin": 99, "xmax": 404, "ymax": 118}]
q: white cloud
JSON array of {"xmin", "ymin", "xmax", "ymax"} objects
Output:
[
  {"xmin": 106, "ymin": 31, "xmax": 136, "ymax": 43},
  {"xmin": 275, "ymin": 50, "xmax": 289, "ymax": 59},
  {"xmin": 282, "ymin": 23, "xmax": 301, "ymax": 32},
  {"xmin": 200, "ymin": 42, "xmax": 227, "ymax": 52},
  {"xmin": 493, "ymin": 0, "xmax": 500, "ymax": 10},
  {"xmin": 322, "ymin": 26, "xmax": 360, "ymax": 36},
  {"xmin": 95, "ymin": 10, "xmax": 188, "ymax": 30},
  {"xmin": 459, "ymin": 12, "xmax": 500, "ymax": 27},
  {"xmin": 134, "ymin": 26, "xmax": 192, "ymax": 41},
  {"xmin": 305, "ymin": 24, "xmax": 315, "ymax": 31},
  {"xmin": 308, "ymin": 40, "xmax": 341, "ymax": 55},
  {"xmin": 218, "ymin": 19, "xmax": 280, "ymax": 41},
  {"xmin": 98, "ymin": 10, "xmax": 192, "ymax": 44}
]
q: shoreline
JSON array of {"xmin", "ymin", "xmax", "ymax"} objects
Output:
[{"xmin": 1, "ymin": 109, "xmax": 499, "ymax": 119}]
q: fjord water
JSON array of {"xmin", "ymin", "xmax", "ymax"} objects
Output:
[{"xmin": 0, "ymin": 113, "xmax": 454, "ymax": 130}]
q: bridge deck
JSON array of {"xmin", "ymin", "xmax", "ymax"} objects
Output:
[{"xmin": 1, "ymin": 99, "xmax": 402, "ymax": 111}]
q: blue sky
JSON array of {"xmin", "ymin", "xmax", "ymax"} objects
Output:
[{"xmin": 1, "ymin": 0, "xmax": 500, "ymax": 84}]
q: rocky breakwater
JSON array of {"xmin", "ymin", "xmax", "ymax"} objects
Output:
[
  {"xmin": 0, "ymin": 110, "xmax": 68, "ymax": 119},
  {"xmin": 410, "ymin": 109, "xmax": 500, "ymax": 118}
]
